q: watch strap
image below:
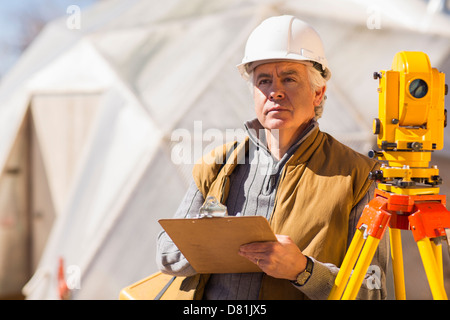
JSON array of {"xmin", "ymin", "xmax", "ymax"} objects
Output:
[{"xmin": 290, "ymin": 255, "xmax": 313, "ymax": 287}]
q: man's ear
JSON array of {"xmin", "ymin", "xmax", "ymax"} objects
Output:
[{"xmin": 313, "ymin": 86, "xmax": 326, "ymax": 106}]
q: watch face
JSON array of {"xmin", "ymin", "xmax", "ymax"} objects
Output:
[
  {"xmin": 297, "ymin": 271, "xmax": 310, "ymax": 285},
  {"xmin": 296, "ymin": 257, "xmax": 313, "ymax": 285}
]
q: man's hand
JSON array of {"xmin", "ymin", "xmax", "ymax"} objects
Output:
[{"xmin": 238, "ymin": 234, "xmax": 307, "ymax": 280}]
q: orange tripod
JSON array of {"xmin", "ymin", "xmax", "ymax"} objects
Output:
[{"xmin": 329, "ymin": 188, "xmax": 450, "ymax": 300}]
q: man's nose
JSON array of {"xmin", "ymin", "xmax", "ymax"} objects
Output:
[
  {"xmin": 268, "ymin": 80, "xmax": 285, "ymax": 100},
  {"xmin": 269, "ymin": 87, "xmax": 285, "ymax": 101}
]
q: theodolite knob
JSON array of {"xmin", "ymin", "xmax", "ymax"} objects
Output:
[{"xmin": 368, "ymin": 170, "xmax": 384, "ymax": 181}]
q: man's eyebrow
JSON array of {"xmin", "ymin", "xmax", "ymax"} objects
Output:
[
  {"xmin": 279, "ymin": 69, "xmax": 300, "ymax": 76},
  {"xmin": 255, "ymin": 69, "xmax": 300, "ymax": 80},
  {"xmin": 255, "ymin": 73, "xmax": 272, "ymax": 81}
]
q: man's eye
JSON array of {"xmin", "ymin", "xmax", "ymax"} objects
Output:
[{"xmin": 258, "ymin": 79, "xmax": 271, "ymax": 85}]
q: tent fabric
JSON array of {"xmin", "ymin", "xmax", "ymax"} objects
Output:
[{"xmin": 0, "ymin": 0, "xmax": 448, "ymax": 299}]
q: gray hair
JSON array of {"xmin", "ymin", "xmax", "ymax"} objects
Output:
[
  {"xmin": 305, "ymin": 63, "xmax": 327, "ymax": 120},
  {"xmin": 247, "ymin": 61, "xmax": 328, "ymax": 120}
]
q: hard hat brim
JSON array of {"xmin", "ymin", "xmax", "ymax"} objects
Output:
[{"xmin": 237, "ymin": 57, "xmax": 331, "ymax": 81}]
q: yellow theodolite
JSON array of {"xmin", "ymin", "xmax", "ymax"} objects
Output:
[
  {"xmin": 328, "ymin": 51, "xmax": 450, "ymax": 300},
  {"xmin": 372, "ymin": 51, "xmax": 447, "ymax": 195}
]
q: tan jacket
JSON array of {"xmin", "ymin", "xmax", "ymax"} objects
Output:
[{"xmin": 176, "ymin": 127, "xmax": 378, "ymax": 299}]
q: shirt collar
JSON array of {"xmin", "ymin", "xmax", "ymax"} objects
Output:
[{"xmin": 244, "ymin": 118, "xmax": 319, "ymax": 160}]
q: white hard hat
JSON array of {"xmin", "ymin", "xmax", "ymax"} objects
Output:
[{"xmin": 237, "ymin": 15, "xmax": 331, "ymax": 81}]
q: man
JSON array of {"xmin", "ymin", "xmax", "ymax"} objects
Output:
[{"xmin": 156, "ymin": 15, "xmax": 388, "ymax": 300}]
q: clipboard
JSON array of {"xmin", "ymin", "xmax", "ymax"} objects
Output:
[{"xmin": 158, "ymin": 216, "xmax": 277, "ymax": 274}]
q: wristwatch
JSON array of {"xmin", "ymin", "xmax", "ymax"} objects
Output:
[{"xmin": 290, "ymin": 256, "xmax": 314, "ymax": 287}]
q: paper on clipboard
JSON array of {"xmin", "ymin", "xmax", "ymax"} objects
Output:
[{"xmin": 158, "ymin": 216, "xmax": 277, "ymax": 274}]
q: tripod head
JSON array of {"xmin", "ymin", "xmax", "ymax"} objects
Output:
[{"xmin": 369, "ymin": 51, "xmax": 448, "ymax": 195}]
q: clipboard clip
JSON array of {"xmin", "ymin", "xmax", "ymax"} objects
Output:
[{"xmin": 192, "ymin": 196, "xmax": 228, "ymax": 218}]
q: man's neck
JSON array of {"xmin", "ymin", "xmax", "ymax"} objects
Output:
[{"xmin": 265, "ymin": 121, "xmax": 313, "ymax": 160}]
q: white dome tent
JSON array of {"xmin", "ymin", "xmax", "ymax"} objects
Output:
[{"xmin": 0, "ymin": 0, "xmax": 448, "ymax": 299}]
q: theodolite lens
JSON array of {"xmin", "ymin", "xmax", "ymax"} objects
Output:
[{"xmin": 409, "ymin": 79, "xmax": 428, "ymax": 98}]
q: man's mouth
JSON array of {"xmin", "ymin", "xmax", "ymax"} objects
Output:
[{"xmin": 266, "ymin": 106, "xmax": 290, "ymax": 114}]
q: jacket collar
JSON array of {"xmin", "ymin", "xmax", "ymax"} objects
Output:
[{"xmin": 244, "ymin": 118, "xmax": 319, "ymax": 163}]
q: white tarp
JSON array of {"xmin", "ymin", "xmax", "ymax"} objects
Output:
[{"xmin": 0, "ymin": 0, "xmax": 447, "ymax": 299}]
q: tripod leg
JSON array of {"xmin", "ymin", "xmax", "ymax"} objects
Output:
[
  {"xmin": 329, "ymin": 192, "xmax": 390, "ymax": 300},
  {"xmin": 342, "ymin": 235, "xmax": 380, "ymax": 300},
  {"xmin": 389, "ymin": 228, "xmax": 406, "ymax": 300},
  {"xmin": 446, "ymin": 229, "xmax": 450, "ymax": 259},
  {"xmin": 431, "ymin": 240, "xmax": 443, "ymax": 285},
  {"xmin": 416, "ymin": 237, "xmax": 448, "ymax": 300},
  {"xmin": 328, "ymin": 228, "xmax": 365, "ymax": 300}
]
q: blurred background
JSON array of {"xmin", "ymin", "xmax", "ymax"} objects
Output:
[{"xmin": 0, "ymin": 0, "xmax": 449, "ymax": 300}]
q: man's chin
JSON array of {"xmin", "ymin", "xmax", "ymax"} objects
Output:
[{"xmin": 262, "ymin": 118, "xmax": 291, "ymax": 130}]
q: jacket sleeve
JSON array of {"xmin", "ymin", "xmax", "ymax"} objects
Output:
[
  {"xmin": 296, "ymin": 182, "xmax": 389, "ymax": 300},
  {"xmin": 155, "ymin": 180, "xmax": 204, "ymax": 277}
]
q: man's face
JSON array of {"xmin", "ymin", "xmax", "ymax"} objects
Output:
[{"xmin": 252, "ymin": 62, "xmax": 323, "ymax": 133}]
